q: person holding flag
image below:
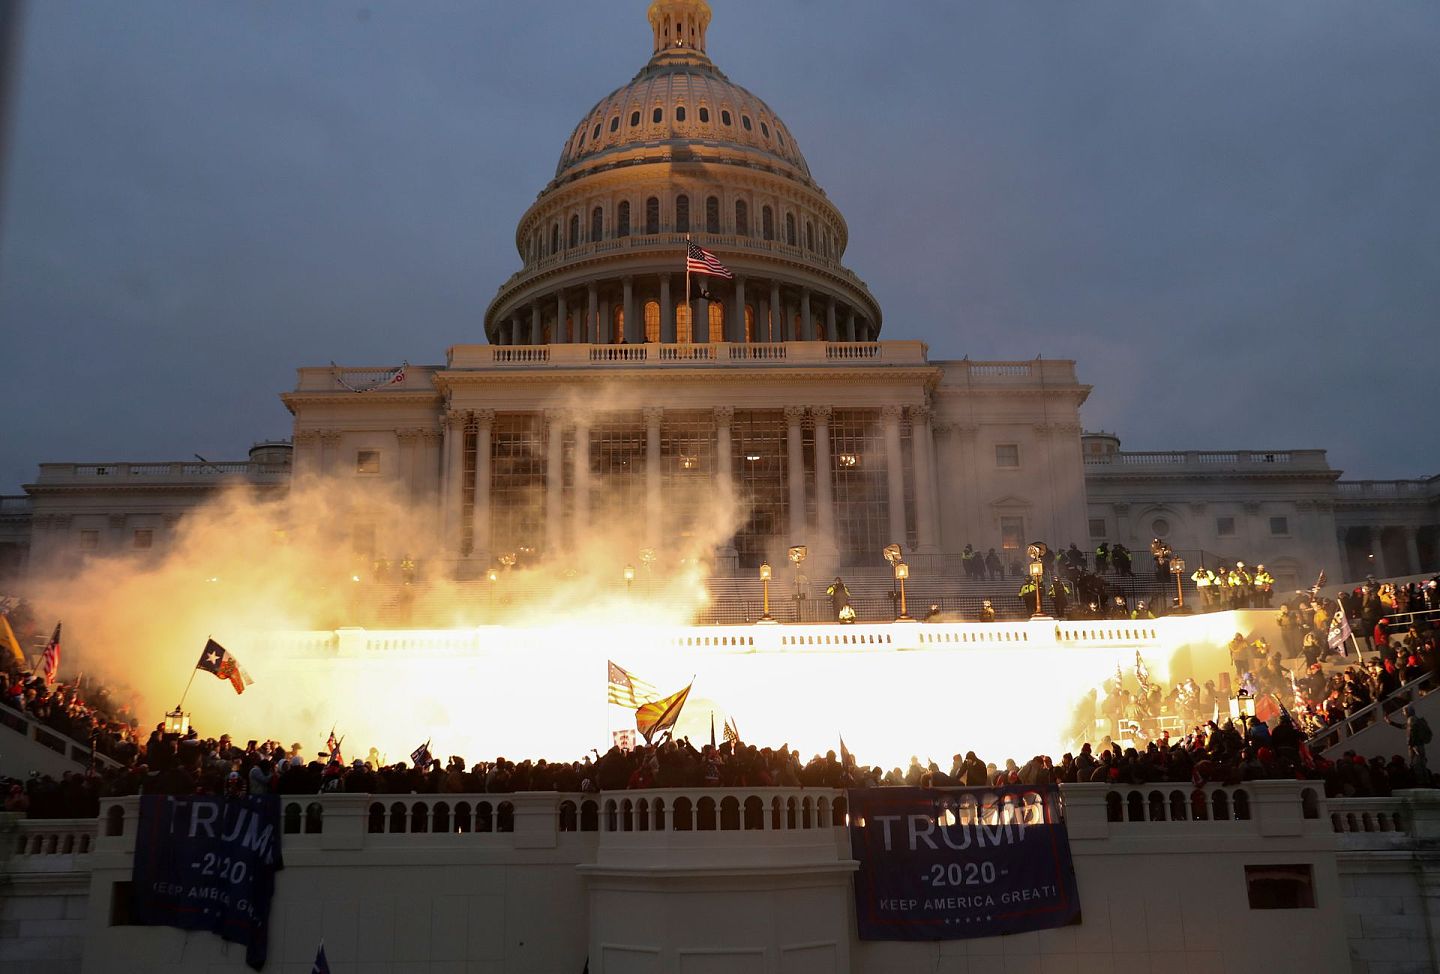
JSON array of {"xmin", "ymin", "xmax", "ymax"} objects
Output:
[
  {"xmin": 635, "ymin": 679, "xmax": 693, "ymax": 744},
  {"xmin": 410, "ymin": 739, "xmax": 433, "ymax": 770},
  {"xmin": 1328, "ymin": 605, "xmax": 1357, "ymax": 657}
]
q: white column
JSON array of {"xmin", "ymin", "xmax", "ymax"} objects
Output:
[
  {"xmin": 812, "ymin": 406, "xmax": 835, "ymax": 553},
  {"xmin": 573, "ymin": 414, "xmax": 591, "ymax": 536},
  {"xmin": 659, "ymin": 275, "xmax": 674, "ymax": 344},
  {"xmin": 530, "ymin": 302, "xmax": 542, "ymax": 345},
  {"xmin": 769, "ymin": 281, "xmax": 782, "ymax": 342},
  {"xmin": 443, "ymin": 411, "xmax": 467, "ymax": 559},
  {"xmin": 732, "ymin": 276, "xmax": 746, "ymax": 342},
  {"xmin": 1406, "ymin": 529, "xmax": 1423, "ymax": 576},
  {"xmin": 586, "ymin": 283, "xmax": 599, "ymax": 344},
  {"xmin": 785, "ymin": 406, "xmax": 807, "ymax": 542},
  {"xmin": 645, "ymin": 407, "xmax": 663, "ymax": 547},
  {"xmin": 845, "ymin": 309, "xmax": 857, "ymax": 343},
  {"xmin": 623, "ymin": 276, "xmax": 637, "ymax": 343},
  {"xmin": 470, "ymin": 410, "xmax": 494, "ymax": 565},
  {"xmin": 556, "ymin": 291, "xmax": 568, "ymax": 344},
  {"xmin": 800, "ymin": 290, "xmax": 812, "ymax": 341},
  {"xmin": 881, "ymin": 405, "xmax": 907, "ymax": 547},
  {"xmin": 715, "ymin": 406, "xmax": 736, "ymax": 557},
  {"xmin": 911, "ymin": 404, "xmax": 939, "ymax": 553},
  {"xmin": 825, "ymin": 296, "xmax": 837, "ymax": 343},
  {"xmin": 545, "ymin": 412, "xmax": 564, "ymax": 554}
]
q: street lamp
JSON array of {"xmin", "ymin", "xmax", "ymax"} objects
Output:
[
  {"xmin": 623, "ymin": 564, "xmax": 636, "ymax": 594},
  {"xmin": 758, "ymin": 562, "xmax": 775, "ymax": 622},
  {"xmin": 787, "ymin": 545, "xmax": 807, "ymax": 618},
  {"xmin": 164, "ymin": 708, "xmax": 189, "ymax": 738},
  {"xmin": 894, "ymin": 561, "xmax": 912, "ymax": 620},
  {"xmin": 1170, "ymin": 556, "xmax": 1186, "ymax": 610},
  {"xmin": 1231, "ymin": 689, "xmax": 1257, "ymax": 722},
  {"xmin": 1028, "ymin": 560, "xmax": 1046, "ymax": 617}
]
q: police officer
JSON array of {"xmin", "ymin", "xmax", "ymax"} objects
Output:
[{"xmin": 1253, "ymin": 565, "xmax": 1275, "ymax": 608}]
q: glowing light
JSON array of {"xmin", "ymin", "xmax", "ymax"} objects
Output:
[{"xmin": 838, "ymin": 453, "xmax": 858, "ymax": 467}]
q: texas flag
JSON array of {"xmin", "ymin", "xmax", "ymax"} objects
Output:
[{"xmin": 195, "ymin": 639, "xmax": 254, "ymax": 695}]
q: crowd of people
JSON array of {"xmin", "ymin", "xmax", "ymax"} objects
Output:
[{"xmin": 3, "ymin": 574, "xmax": 1436, "ymax": 821}]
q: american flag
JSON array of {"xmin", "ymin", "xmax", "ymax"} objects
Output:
[
  {"xmin": 723, "ymin": 717, "xmax": 740, "ymax": 745},
  {"xmin": 39, "ymin": 622, "xmax": 61, "ymax": 685},
  {"xmin": 410, "ymin": 739, "xmax": 432, "ymax": 768},
  {"xmin": 607, "ymin": 659, "xmax": 659, "ymax": 708},
  {"xmin": 686, "ymin": 240, "xmax": 733, "ymax": 279}
]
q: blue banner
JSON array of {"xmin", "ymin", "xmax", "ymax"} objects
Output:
[
  {"xmin": 131, "ymin": 794, "xmax": 285, "ymax": 970},
  {"xmin": 849, "ymin": 786, "xmax": 1080, "ymax": 940}
]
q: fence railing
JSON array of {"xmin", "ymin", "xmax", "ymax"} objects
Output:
[
  {"xmin": 1306, "ymin": 670, "xmax": 1437, "ymax": 753},
  {"xmin": 0, "ymin": 701, "xmax": 122, "ymax": 770}
]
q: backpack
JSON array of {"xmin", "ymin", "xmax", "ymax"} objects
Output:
[{"xmin": 1412, "ymin": 717, "xmax": 1433, "ymax": 746}]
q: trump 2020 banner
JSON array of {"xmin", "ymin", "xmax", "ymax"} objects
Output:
[
  {"xmin": 131, "ymin": 794, "xmax": 285, "ymax": 970},
  {"xmin": 848, "ymin": 785, "xmax": 1080, "ymax": 940}
]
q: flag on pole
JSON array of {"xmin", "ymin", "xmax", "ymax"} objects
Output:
[
  {"xmin": 635, "ymin": 680, "xmax": 693, "ymax": 744},
  {"xmin": 410, "ymin": 739, "xmax": 433, "ymax": 769},
  {"xmin": 0, "ymin": 613, "xmax": 23, "ymax": 666},
  {"xmin": 840, "ymin": 735, "xmax": 854, "ymax": 768},
  {"xmin": 326, "ymin": 727, "xmax": 344, "ymax": 764},
  {"xmin": 710, "ymin": 712, "xmax": 716, "ymax": 749},
  {"xmin": 196, "ymin": 638, "xmax": 253, "ymax": 694},
  {"xmin": 1327, "ymin": 611, "xmax": 1352, "ymax": 655},
  {"xmin": 607, "ymin": 660, "xmax": 659, "ymax": 707},
  {"xmin": 723, "ymin": 717, "xmax": 739, "ymax": 746},
  {"xmin": 311, "ymin": 943, "xmax": 331, "ymax": 974},
  {"xmin": 39, "ymin": 623, "xmax": 61, "ymax": 685},
  {"xmin": 1134, "ymin": 651, "xmax": 1152, "ymax": 693},
  {"xmin": 686, "ymin": 240, "xmax": 734, "ymax": 279}
]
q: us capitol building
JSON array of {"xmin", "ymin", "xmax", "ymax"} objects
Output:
[{"xmin": 4, "ymin": 0, "xmax": 1436, "ymax": 596}]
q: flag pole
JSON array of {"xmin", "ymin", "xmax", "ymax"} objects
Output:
[
  {"xmin": 176, "ymin": 636, "xmax": 208, "ymax": 711},
  {"xmin": 684, "ymin": 234, "xmax": 691, "ymax": 341}
]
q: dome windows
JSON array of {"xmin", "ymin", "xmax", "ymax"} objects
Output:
[
  {"xmin": 675, "ymin": 194, "xmax": 690, "ymax": 233},
  {"xmin": 721, "ymin": 110, "xmax": 732, "ymax": 126},
  {"xmin": 698, "ymin": 107, "xmax": 710, "ymax": 123},
  {"xmin": 705, "ymin": 196, "xmax": 720, "ymax": 234},
  {"xmin": 760, "ymin": 121, "xmax": 770, "ymax": 138},
  {"xmin": 630, "ymin": 111, "xmax": 641, "ymax": 127},
  {"xmin": 741, "ymin": 115, "xmax": 752, "ymax": 131},
  {"xmin": 592, "ymin": 123, "xmax": 601, "ymax": 141},
  {"xmin": 675, "ymin": 105, "xmax": 686, "ymax": 122},
  {"xmin": 806, "ymin": 220, "xmax": 815, "ymax": 252},
  {"xmin": 550, "ymin": 223, "xmax": 560, "ymax": 255},
  {"xmin": 785, "ymin": 213, "xmax": 797, "ymax": 246},
  {"xmin": 590, "ymin": 207, "xmax": 603, "ymax": 242},
  {"xmin": 569, "ymin": 214, "xmax": 580, "ymax": 249},
  {"xmin": 645, "ymin": 196, "xmax": 660, "ymax": 235},
  {"xmin": 653, "ymin": 107, "xmax": 663, "ymax": 124},
  {"xmin": 617, "ymin": 201, "xmax": 631, "ymax": 237},
  {"xmin": 735, "ymin": 200, "xmax": 749, "ymax": 236},
  {"xmin": 762, "ymin": 206, "xmax": 774, "ymax": 241},
  {"xmin": 610, "ymin": 116, "xmax": 620, "ymax": 133}
]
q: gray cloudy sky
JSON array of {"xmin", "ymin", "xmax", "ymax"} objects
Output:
[{"xmin": 3, "ymin": 0, "xmax": 1437, "ymax": 493}]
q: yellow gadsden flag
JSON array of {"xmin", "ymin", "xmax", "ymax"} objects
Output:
[
  {"xmin": 635, "ymin": 680, "xmax": 694, "ymax": 745},
  {"xmin": 0, "ymin": 613, "xmax": 23, "ymax": 666}
]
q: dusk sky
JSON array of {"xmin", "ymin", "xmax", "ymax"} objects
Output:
[{"xmin": 2, "ymin": 0, "xmax": 1437, "ymax": 493}]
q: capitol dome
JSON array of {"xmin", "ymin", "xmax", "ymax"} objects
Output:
[{"xmin": 485, "ymin": 0, "xmax": 882, "ymax": 348}]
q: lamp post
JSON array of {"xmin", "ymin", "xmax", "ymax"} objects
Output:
[
  {"xmin": 1231, "ymin": 689, "xmax": 1256, "ymax": 723},
  {"xmin": 894, "ymin": 561, "xmax": 912, "ymax": 620},
  {"xmin": 788, "ymin": 545, "xmax": 807, "ymax": 621},
  {"xmin": 759, "ymin": 562, "xmax": 774, "ymax": 622},
  {"xmin": 1170, "ymin": 556, "xmax": 1186, "ymax": 610},
  {"xmin": 1029, "ymin": 559, "xmax": 1046, "ymax": 618},
  {"xmin": 163, "ymin": 708, "xmax": 189, "ymax": 738},
  {"xmin": 623, "ymin": 564, "xmax": 635, "ymax": 594}
]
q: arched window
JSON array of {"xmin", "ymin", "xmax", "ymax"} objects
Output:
[
  {"xmin": 645, "ymin": 196, "xmax": 660, "ymax": 235},
  {"xmin": 806, "ymin": 220, "xmax": 814, "ymax": 251},
  {"xmin": 630, "ymin": 110, "xmax": 641, "ymax": 127},
  {"xmin": 568, "ymin": 214, "xmax": 579, "ymax": 248},
  {"xmin": 617, "ymin": 201, "xmax": 630, "ymax": 237},
  {"xmin": 592, "ymin": 123, "xmax": 601, "ymax": 141},
  {"xmin": 721, "ymin": 109, "xmax": 733, "ymax": 126},
  {"xmin": 591, "ymin": 206, "xmax": 603, "ymax": 242},
  {"xmin": 741, "ymin": 115, "xmax": 753, "ymax": 131},
  {"xmin": 785, "ymin": 213, "xmax": 797, "ymax": 246},
  {"xmin": 643, "ymin": 300, "xmax": 660, "ymax": 343},
  {"xmin": 609, "ymin": 116, "xmax": 619, "ymax": 133},
  {"xmin": 760, "ymin": 121, "xmax": 770, "ymax": 138},
  {"xmin": 675, "ymin": 105, "xmax": 686, "ymax": 122},
  {"xmin": 652, "ymin": 106, "xmax": 663, "ymax": 123},
  {"xmin": 744, "ymin": 305, "xmax": 755, "ymax": 342},
  {"xmin": 762, "ymin": 206, "xmax": 774, "ymax": 241},
  {"xmin": 735, "ymin": 200, "xmax": 749, "ymax": 236},
  {"xmin": 705, "ymin": 196, "xmax": 720, "ymax": 233},
  {"xmin": 777, "ymin": 129, "xmax": 785, "ymax": 147},
  {"xmin": 698, "ymin": 106, "xmax": 709, "ymax": 122},
  {"xmin": 708, "ymin": 301, "xmax": 725, "ymax": 343},
  {"xmin": 677, "ymin": 304, "xmax": 693, "ymax": 344},
  {"xmin": 550, "ymin": 223, "xmax": 560, "ymax": 255},
  {"xmin": 675, "ymin": 194, "xmax": 690, "ymax": 233},
  {"xmin": 612, "ymin": 305, "xmax": 625, "ymax": 343}
]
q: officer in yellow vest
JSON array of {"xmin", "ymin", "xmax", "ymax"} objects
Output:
[
  {"xmin": 1252, "ymin": 565, "xmax": 1275, "ymax": 608},
  {"xmin": 1192, "ymin": 566, "xmax": 1220, "ymax": 611}
]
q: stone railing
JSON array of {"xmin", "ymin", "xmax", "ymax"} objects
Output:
[
  {"xmin": 32, "ymin": 462, "xmax": 290, "ymax": 485},
  {"xmin": 1307, "ymin": 670, "xmax": 1436, "ymax": 754},
  {"xmin": 445, "ymin": 340, "xmax": 931, "ymax": 370},
  {"xmin": 0, "ymin": 495, "xmax": 31, "ymax": 513},
  {"xmin": 9, "ymin": 817, "xmax": 97, "ymax": 858},
  {"xmin": 1335, "ymin": 479, "xmax": 1436, "ymax": 500},
  {"xmin": 1085, "ymin": 450, "xmax": 1330, "ymax": 470},
  {"xmin": 0, "ymin": 702, "xmax": 122, "ymax": 771}
]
